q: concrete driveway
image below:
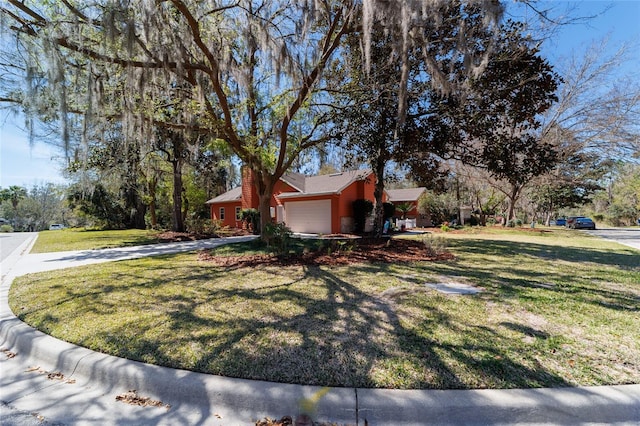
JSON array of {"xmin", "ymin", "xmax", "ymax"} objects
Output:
[{"xmin": 584, "ymin": 227, "xmax": 640, "ymax": 251}]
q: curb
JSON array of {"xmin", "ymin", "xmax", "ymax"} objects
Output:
[
  {"xmin": 0, "ymin": 313, "xmax": 358, "ymax": 424},
  {"xmin": 357, "ymin": 384, "xmax": 640, "ymax": 424},
  {"xmin": 4, "ymin": 297, "xmax": 640, "ymax": 424}
]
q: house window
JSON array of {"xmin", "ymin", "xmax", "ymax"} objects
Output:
[
  {"xmin": 219, "ymin": 207, "xmax": 225, "ymax": 220},
  {"xmin": 235, "ymin": 206, "xmax": 241, "ymax": 221}
]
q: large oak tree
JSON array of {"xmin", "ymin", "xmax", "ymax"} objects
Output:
[{"xmin": 2, "ymin": 0, "xmax": 504, "ymax": 236}]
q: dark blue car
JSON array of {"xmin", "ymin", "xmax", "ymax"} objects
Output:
[
  {"xmin": 572, "ymin": 217, "xmax": 596, "ymax": 230},
  {"xmin": 555, "ymin": 218, "xmax": 566, "ymax": 226}
]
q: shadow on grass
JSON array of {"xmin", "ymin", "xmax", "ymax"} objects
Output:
[
  {"xmin": 433, "ymin": 239, "xmax": 640, "ymax": 311},
  {"xmin": 63, "ymin": 261, "xmax": 571, "ymax": 390},
  {"xmin": 450, "ymin": 238, "xmax": 639, "ymax": 270},
  {"xmin": 14, "ymin": 236, "xmax": 638, "ymax": 390}
]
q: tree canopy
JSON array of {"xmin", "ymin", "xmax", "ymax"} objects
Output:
[{"xmin": 2, "ymin": 0, "xmax": 507, "ymax": 236}]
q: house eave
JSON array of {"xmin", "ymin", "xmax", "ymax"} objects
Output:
[{"xmin": 276, "ymin": 191, "xmax": 338, "ymax": 199}]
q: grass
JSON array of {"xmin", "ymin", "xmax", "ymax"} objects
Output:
[
  {"xmin": 31, "ymin": 228, "xmax": 162, "ymax": 253},
  {"xmin": 9, "ymin": 227, "xmax": 640, "ymax": 390}
]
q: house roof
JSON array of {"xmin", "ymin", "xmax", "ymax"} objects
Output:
[
  {"xmin": 206, "ymin": 169, "xmax": 374, "ymax": 204},
  {"xmin": 277, "ymin": 169, "xmax": 373, "ymax": 199},
  {"xmin": 205, "ymin": 186, "xmax": 242, "ymax": 204},
  {"xmin": 280, "ymin": 172, "xmax": 306, "ymax": 192},
  {"xmin": 386, "ymin": 187, "xmax": 426, "ymax": 202}
]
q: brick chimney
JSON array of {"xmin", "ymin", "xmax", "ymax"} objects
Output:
[{"xmin": 241, "ymin": 167, "xmax": 259, "ymax": 210}]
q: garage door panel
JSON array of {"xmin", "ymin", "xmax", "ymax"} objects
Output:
[{"xmin": 285, "ymin": 200, "xmax": 331, "ymax": 234}]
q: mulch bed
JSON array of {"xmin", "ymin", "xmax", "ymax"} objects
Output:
[
  {"xmin": 198, "ymin": 237, "xmax": 454, "ymax": 267},
  {"xmin": 156, "ymin": 230, "xmax": 248, "ymax": 242}
]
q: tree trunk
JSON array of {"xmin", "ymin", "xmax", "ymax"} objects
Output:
[
  {"xmin": 123, "ymin": 185, "xmax": 146, "ymax": 229},
  {"xmin": 182, "ymin": 187, "xmax": 189, "ymax": 226},
  {"xmin": 476, "ymin": 194, "xmax": 487, "ymax": 226},
  {"xmin": 372, "ymin": 160, "xmax": 386, "ymax": 237},
  {"xmin": 149, "ymin": 200, "xmax": 157, "ymax": 228},
  {"xmin": 257, "ymin": 190, "xmax": 273, "ymax": 236},
  {"xmin": 148, "ymin": 177, "xmax": 158, "ymax": 228},
  {"xmin": 171, "ymin": 157, "xmax": 185, "ymax": 232},
  {"xmin": 505, "ymin": 183, "xmax": 522, "ymax": 224},
  {"xmin": 132, "ymin": 198, "xmax": 147, "ymax": 229},
  {"xmin": 253, "ymin": 171, "xmax": 276, "ymax": 239}
]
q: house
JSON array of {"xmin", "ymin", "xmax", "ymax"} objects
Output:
[
  {"xmin": 385, "ymin": 187, "xmax": 431, "ymax": 228},
  {"xmin": 206, "ymin": 168, "xmax": 378, "ymax": 234}
]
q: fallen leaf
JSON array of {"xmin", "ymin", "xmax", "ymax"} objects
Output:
[
  {"xmin": 47, "ymin": 372, "xmax": 65, "ymax": 381},
  {"xmin": 1, "ymin": 348, "xmax": 17, "ymax": 359},
  {"xmin": 115, "ymin": 390, "xmax": 170, "ymax": 409}
]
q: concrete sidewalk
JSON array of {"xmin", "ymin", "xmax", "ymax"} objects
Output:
[{"xmin": 1, "ymin": 235, "xmax": 639, "ymax": 425}]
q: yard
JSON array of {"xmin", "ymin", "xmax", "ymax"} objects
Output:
[
  {"xmin": 31, "ymin": 228, "xmax": 163, "ymax": 253},
  {"xmin": 9, "ymin": 227, "xmax": 640, "ymax": 390}
]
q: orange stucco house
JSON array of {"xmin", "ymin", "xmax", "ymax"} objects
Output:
[
  {"xmin": 386, "ymin": 187, "xmax": 432, "ymax": 227},
  {"xmin": 206, "ymin": 169, "xmax": 380, "ymax": 234}
]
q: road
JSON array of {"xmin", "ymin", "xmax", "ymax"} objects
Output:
[
  {"xmin": 0, "ymin": 233, "xmax": 37, "ymax": 283},
  {"xmin": 0, "ymin": 233, "xmax": 36, "ymax": 263},
  {"xmin": 586, "ymin": 227, "xmax": 640, "ymax": 251}
]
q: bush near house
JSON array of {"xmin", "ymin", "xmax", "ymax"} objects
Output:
[
  {"xmin": 352, "ymin": 199, "xmax": 374, "ymax": 233},
  {"xmin": 241, "ymin": 208, "xmax": 260, "ymax": 234}
]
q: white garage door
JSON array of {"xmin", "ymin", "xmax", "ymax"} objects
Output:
[{"xmin": 285, "ymin": 200, "xmax": 332, "ymax": 234}]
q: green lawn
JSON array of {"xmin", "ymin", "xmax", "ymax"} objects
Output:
[
  {"xmin": 31, "ymin": 228, "xmax": 162, "ymax": 253},
  {"xmin": 10, "ymin": 228, "xmax": 640, "ymax": 390}
]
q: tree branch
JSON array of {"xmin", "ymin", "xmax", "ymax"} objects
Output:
[
  {"xmin": 168, "ymin": 0, "xmax": 244, "ymax": 157},
  {"xmin": 277, "ymin": 6, "xmax": 355, "ymax": 176}
]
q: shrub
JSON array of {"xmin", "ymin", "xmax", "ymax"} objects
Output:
[
  {"xmin": 506, "ymin": 220, "xmax": 516, "ymax": 228},
  {"xmin": 185, "ymin": 217, "xmax": 220, "ymax": 234},
  {"xmin": 186, "ymin": 218, "xmax": 221, "ymax": 235},
  {"xmin": 67, "ymin": 183, "xmax": 128, "ymax": 230},
  {"xmin": 352, "ymin": 199, "xmax": 373, "ymax": 233},
  {"xmin": 440, "ymin": 223, "xmax": 451, "ymax": 232},
  {"xmin": 0, "ymin": 224, "xmax": 13, "ymax": 233},
  {"xmin": 417, "ymin": 190, "xmax": 458, "ymax": 226},
  {"xmin": 241, "ymin": 209, "xmax": 260, "ymax": 234},
  {"xmin": 324, "ymin": 239, "xmax": 355, "ymax": 255},
  {"xmin": 263, "ymin": 222, "xmax": 292, "ymax": 255},
  {"xmin": 383, "ymin": 202, "xmax": 395, "ymax": 220},
  {"xmin": 421, "ymin": 234, "xmax": 448, "ymax": 256}
]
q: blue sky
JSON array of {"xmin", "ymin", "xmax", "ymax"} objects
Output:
[
  {"xmin": 0, "ymin": 118, "xmax": 68, "ymax": 188},
  {"xmin": 1, "ymin": 0, "xmax": 639, "ymax": 189}
]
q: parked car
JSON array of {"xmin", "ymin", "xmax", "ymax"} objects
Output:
[
  {"xmin": 49, "ymin": 224, "xmax": 65, "ymax": 230},
  {"xmin": 554, "ymin": 218, "xmax": 566, "ymax": 226},
  {"xmin": 572, "ymin": 217, "xmax": 596, "ymax": 230},
  {"xmin": 566, "ymin": 216, "xmax": 585, "ymax": 228}
]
